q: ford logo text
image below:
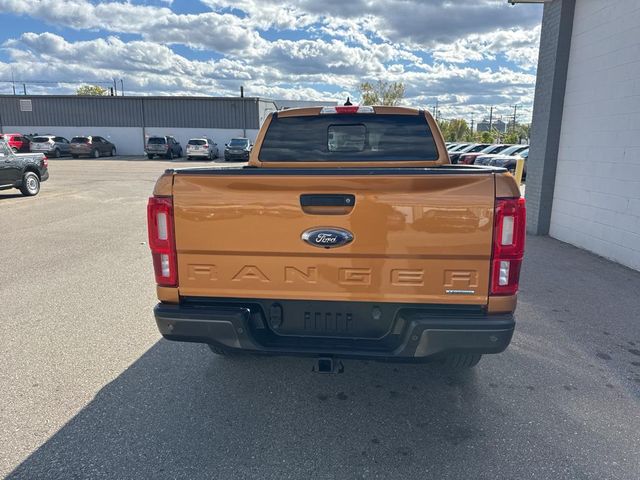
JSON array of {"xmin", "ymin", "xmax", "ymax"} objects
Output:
[{"xmin": 302, "ymin": 228, "xmax": 354, "ymax": 249}]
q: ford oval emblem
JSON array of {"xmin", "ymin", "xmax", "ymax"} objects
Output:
[{"xmin": 302, "ymin": 227, "xmax": 354, "ymax": 249}]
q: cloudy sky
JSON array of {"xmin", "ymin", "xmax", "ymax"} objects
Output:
[{"xmin": 0, "ymin": 0, "xmax": 543, "ymax": 122}]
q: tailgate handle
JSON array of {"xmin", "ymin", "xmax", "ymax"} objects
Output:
[
  {"xmin": 300, "ymin": 194, "xmax": 355, "ymax": 215},
  {"xmin": 300, "ymin": 194, "xmax": 355, "ymax": 207}
]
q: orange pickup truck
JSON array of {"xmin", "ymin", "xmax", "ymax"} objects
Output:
[{"xmin": 148, "ymin": 105, "xmax": 525, "ymax": 369}]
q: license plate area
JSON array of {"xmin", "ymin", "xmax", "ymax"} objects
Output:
[{"xmin": 264, "ymin": 300, "xmax": 398, "ymax": 340}]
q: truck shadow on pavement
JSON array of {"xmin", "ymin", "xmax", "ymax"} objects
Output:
[{"xmin": 8, "ymin": 341, "xmax": 491, "ymax": 479}]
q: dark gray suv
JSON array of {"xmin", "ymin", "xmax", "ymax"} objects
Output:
[{"xmin": 146, "ymin": 136, "xmax": 183, "ymax": 159}]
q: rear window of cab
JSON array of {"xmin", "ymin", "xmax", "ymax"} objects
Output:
[{"xmin": 258, "ymin": 113, "xmax": 439, "ymax": 162}]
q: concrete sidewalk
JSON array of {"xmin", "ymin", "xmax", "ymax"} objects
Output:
[{"xmin": 518, "ymin": 235, "xmax": 640, "ymax": 386}]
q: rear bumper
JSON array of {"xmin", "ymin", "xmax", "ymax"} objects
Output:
[
  {"xmin": 187, "ymin": 151, "xmax": 210, "ymax": 157},
  {"xmin": 224, "ymin": 152, "xmax": 249, "ymax": 161},
  {"xmin": 154, "ymin": 300, "xmax": 515, "ymax": 360}
]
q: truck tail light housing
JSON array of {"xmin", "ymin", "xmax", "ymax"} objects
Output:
[
  {"xmin": 147, "ymin": 196, "xmax": 178, "ymax": 287},
  {"xmin": 490, "ymin": 197, "xmax": 526, "ymax": 295}
]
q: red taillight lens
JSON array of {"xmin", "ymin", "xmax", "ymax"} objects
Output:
[
  {"xmin": 147, "ymin": 196, "xmax": 178, "ymax": 287},
  {"xmin": 490, "ymin": 197, "xmax": 526, "ymax": 295},
  {"xmin": 42, "ymin": 157, "xmax": 48, "ymax": 168}
]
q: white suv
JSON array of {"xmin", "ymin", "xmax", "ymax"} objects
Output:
[{"xmin": 186, "ymin": 138, "xmax": 218, "ymax": 160}]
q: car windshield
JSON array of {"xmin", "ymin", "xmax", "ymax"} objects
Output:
[
  {"xmin": 480, "ymin": 144, "xmax": 503, "ymax": 153},
  {"xmin": 188, "ymin": 139, "xmax": 207, "ymax": 145},
  {"xmin": 259, "ymin": 113, "xmax": 439, "ymax": 162},
  {"xmin": 501, "ymin": 145, "xmax": 528, "ymax": 156},
  {"xmin": 71, "ymin": 137, "xmax": 89, "ymax": 143},
  {"xmin": 148, "ymin": 137, "xmax": 166, "ymax": 144},
  {"xmin": 229, "ymin": 139, "xmax": 249, "ymax": 147},
  {"xmin": 449, "ymin": 144, "xmax": 469, "ymax": 152},
  {"xmin": 466, "ymin": 144, "xmax": 489, "ymax": 153},
  {"xmin": 32, "ymin": 137, "xmax": 52, "ymax": 143}
]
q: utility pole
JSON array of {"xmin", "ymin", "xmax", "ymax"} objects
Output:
[
  {"xmin": 11, "ymin": 69, "xmax": 16, "ymax": 95},
  {"xmin": 120, "ymin": 79, "xmax": 125, "ymax": 96},
  {"xmin": 488, "ymin": 106, "xmax": 494, "ymax": 132},
  {"xmin": 113, "ymin": 78, "xmax": 117, "ymax": 96},
  {"xmin": 23, "ymin": 84, "xmax": 27, "ymax": 95},
  {"xmin": 511, "ymin": 104, "xmax": 519, "ymax": 131},
  {"xmin": 470, "ymin": 115, "xmax": 475, "ymax": 134}
]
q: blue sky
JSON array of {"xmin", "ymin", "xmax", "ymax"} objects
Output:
[{"xmin": 0, "ymin": 0, "xmax": 543, "ymax": 121}]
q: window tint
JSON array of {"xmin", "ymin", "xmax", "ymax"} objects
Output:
[
  {"xmin": 32, "ymin": 137, "xmax": 52, "ymax": 143},
  {"xmin": 71, "ymin": 137, "xmax": 89, "ymax": 143},
  {"xmin": 148, "ymin": 137, "xmax": 166, "ymax": 144},
  {"xmin": 259, "ymin": 114, "xmax": 439, "ymax": 162},
  {"xmin": 188, "ymin": 139, "xmax": 207, "ymax": 145}
]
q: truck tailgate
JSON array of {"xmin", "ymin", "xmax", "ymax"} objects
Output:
[{"xmin": 172, "ymin": 171, "xmax": 495, "ymax": 305}]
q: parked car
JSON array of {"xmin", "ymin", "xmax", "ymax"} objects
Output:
[
  {"xmin": 449, "ymin": 143, "xmax": 491, "ymax": 164},
  {"xmin": 0, "ymin": 140, "xmax": 49, "ymax": 196},
  {"xmin": 223, "ymin": 137, "xmax": 252, "ymax": 161},
  {"xmin": 459, "ymin": 144, "xmax": 511, "ymax": 165},
  {"xmin": 475, "ymin": 144, "xmax": 529, "ymax": 166},
  {"xmin": 146, "ymin": 136, "xmax": 183, "ymax": 159},
  {"xmin": 447, "ymin": 143, "xmax": 470, "ymax": 153},
  {"xmin": 70, "ymin": 136, "xmax": 117, "ymax": 158},
  {"xmin": 29, "ymin": 135, "xmax": 71, "ymax": 158},
  {"xmin": 148, "ymin": 105, "xmax": 526, "ymax": 369},
  {"xmin": 491, "ymin": 149, "xmax": 529, "ymax": 179},
  {"xmin": 186, "ymin": 138, "xmax": 219, "ymax": 160},
  {"xmin": 0, "ymin": 133, "xmax": 31, "ymax": 153}
]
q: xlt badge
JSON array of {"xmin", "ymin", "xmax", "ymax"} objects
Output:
[{"xmin": 302, "ymin": 227, "xmax": 353, "ymax": 249}]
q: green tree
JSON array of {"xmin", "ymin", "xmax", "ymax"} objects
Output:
[
  {"xmin": 76, "ymin": 85, "xmax": 107, "ymax": 96},
  {"xmin": 516, "ymin": 124, "xmax": 531, "ymax": 143},
  {"xmin": 480, "ymin": 131, "xmax": 495, "ymax": 143},
  {"xmin": 359, "ymin": 80, "xmax": 405, "ymax": 106},
  {"xmin": 503, "ymin": 131, "xmax": 519, "ymax": 144},
  {"xmin": 437, "ymin": 118, "xmax": 470, "ymax": 142}
]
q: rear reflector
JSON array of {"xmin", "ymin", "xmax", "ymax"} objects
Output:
[
  {"xmin": 320, "ymin": 106, "xmax": 375, "ymax": 114},
  {"xmin": 490, "ymin": 197, "xmax": 526, "ymax": 296},
  {"xmin": 147, "ymin": 196, "xmax": 178, "ymax": 287}
]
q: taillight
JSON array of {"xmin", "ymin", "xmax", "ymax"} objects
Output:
[
  {"xmin": 490, "ymin": 197, "xmax": 526, "ymax": 295},
  {"xmin": 42, "ymin": 157, "xmax": 48, "ymax": 168},
  {"xmin": 147, "ymin": 196, "xmax": 178, "ymax": 287}
]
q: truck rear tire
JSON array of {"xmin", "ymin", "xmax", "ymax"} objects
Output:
[{"xmin": 441, "ymin": 354, "xmax": 482, "ymax": 369}]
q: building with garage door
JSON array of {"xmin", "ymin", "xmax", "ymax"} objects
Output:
[{"xmin": 526, "ymin": 0, "xmax": 640, "ymax": 271}]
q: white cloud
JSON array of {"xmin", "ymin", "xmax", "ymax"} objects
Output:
[{"xmin": 0, "ymin": 0, "xmax": 543, "ymax": 120}]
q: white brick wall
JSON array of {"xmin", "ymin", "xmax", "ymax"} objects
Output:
[{"xmin": 550, "ymin": 0, "xmax": 640, "ymax": 271}]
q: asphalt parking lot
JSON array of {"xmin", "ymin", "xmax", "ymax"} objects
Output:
[{"xmin": 1, "ymin": 158, "xmax": 639, "ymax": 479}]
